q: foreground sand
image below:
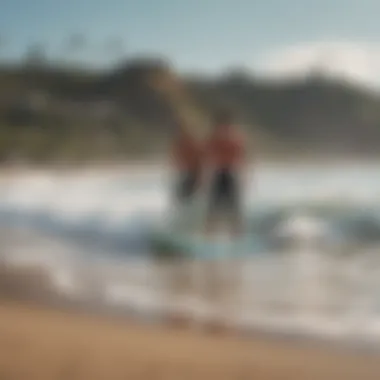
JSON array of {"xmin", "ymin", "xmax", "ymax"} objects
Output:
[{"xmin": 0, "ymin": 301, "xmax": 379, "ymax": 380}]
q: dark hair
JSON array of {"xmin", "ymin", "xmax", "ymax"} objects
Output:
[{"xmin": 213, "ymin": 108, "xmax": 234, "ymax": 125}]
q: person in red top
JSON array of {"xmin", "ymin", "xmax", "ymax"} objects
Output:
[
  {"xmin": 171, "ymin": 121, "xmax": 203, "ymax": 205},
  {"xmin": 204, "ymin": 109, "xmax": 246, "ymax": 236}
]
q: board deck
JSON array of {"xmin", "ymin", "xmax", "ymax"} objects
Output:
[
  {"xmin": 151, "ymin": 199, "xmax": 264, "ymax": 258},
  {"xmin": 151, "ymin": 229, "xmax": 265, "ymax": 259}
]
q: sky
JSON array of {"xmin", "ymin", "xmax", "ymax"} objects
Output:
[{"xmin": 2, "ymin": 0, "xmax": 380, "ymax": 86}]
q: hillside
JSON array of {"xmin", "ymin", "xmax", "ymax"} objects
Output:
[{"xmin": 0, "ymin": 58, "xmax": 379, "ymax": 163}]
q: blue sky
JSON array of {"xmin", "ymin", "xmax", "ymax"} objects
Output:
[{"xmin": 1, "ymin": 0, "xmax": 380, "ymax": 81}]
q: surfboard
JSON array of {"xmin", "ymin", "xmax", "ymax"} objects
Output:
[
  {"xmin": 150, "ymin": 228, "xmax": 265, "ymax": 259},
  {"xmin": 150, "ymin": 193, "xmax": 265, "ymax": 259}
]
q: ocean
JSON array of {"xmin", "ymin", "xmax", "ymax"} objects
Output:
[{"xmin": 1, "ymin": 161, "xmax": 380, "ymax": 349}]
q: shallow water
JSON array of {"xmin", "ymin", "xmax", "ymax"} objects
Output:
[{"xmin": 1, "ymin": 162, "xmax": 380, "ymax": 347}]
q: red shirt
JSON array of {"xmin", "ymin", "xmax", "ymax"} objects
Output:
[{"xmin": 205, "ymin": 127, "xmax": 244, "ymax": 169}]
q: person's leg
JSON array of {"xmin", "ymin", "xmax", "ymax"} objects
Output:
[
  {"xmin": 166, "ymin": 172, "xmax": 199, "ymax": 327},
  {"xmin": 204, "ymin": 171, "xmax": 222, "ymax": 237},
  {"xmin": 175, "ymin": 171, "xmax": 195, "ymax": 203},
  {"xmin": 215, "ymin": 170, "xmax": 244, "ymax": 328},
  {"xmin": 201, "ymin": 171, "xmax": 220, "ymax": 329},
  {"xmin": 224, "ymin": 170, "xmax": 244, "ymax": 238},
  {"xmin": 202, "ymin": 171, "xmax": 232, "ymax": 331},
  {"xmin": 174, "ymin": 171, "xmax": 198, "ymax": 230}
]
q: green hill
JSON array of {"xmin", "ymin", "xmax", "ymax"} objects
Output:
[{"xmin": 0, "ymin": 58, "xmax": 379, "ymax": 163}]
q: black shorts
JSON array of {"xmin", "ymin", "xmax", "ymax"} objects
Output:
[
  {"xmin": 176, "ymin": 170, "xmax": 199, "ymax": 201},
  {"xmin": 208, "ymin": 168, "xmax": 241, "ymax": 218}
]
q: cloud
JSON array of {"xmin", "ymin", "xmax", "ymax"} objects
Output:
[{"xmin": 257, "ymin": 41, "xmax": 380, "ymax": 88}]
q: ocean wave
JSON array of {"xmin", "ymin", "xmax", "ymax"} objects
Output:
[{"xmin": 1, "ymin": 167, "xmax": 380, "ymax": 258}]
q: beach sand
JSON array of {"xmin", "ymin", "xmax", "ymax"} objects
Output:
[{"xmin": 0, "ymin": 298, "xmax": 379, "ymax": 380}]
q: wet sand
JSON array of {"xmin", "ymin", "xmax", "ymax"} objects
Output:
[{"xmin": 0, "ymin": 298, "xmax": 379, "ymax": 380}]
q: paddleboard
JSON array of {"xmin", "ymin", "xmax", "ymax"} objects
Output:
[{"xmin": 150, "ymin": 228, "xmax": 264, "ymax": 259}]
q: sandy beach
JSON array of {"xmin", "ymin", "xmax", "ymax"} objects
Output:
[{"xmin": 0, "ymin": 298, "xmax": 378, "ymax": 380}]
